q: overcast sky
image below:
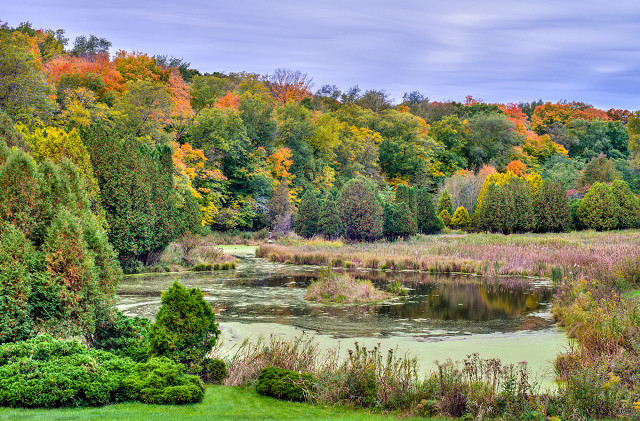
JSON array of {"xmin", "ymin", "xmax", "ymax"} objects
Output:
[{"xmin": 3, "ymin": 1, "xmax": 640, "ymax": 109}]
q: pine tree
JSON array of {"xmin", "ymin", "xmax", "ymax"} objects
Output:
[
  {"xmin": 437, "ymin": 190, "xmax": 454, "ymax": 216},
  {"xmin": 577, "ymin": 182, "xmax": 619, "ymax": 230},
  {"xmin": 383, "ymin": 202, "xmax": 417, "ymax": 241},
  {"xmin": 535, "ymin": 179, "xmax": 572, "ymax": 232},
  {"xmin": 450, "ymin": 206, "xmax": 471, "ymax": 230}
]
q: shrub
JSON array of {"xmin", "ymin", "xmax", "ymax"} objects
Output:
[
  {"xmin": 91, "ymin": 310, "xmax": 151, "ymax": 362},
  {"xmin": 123, "ymin": 357, "xmax": 204, "ymax": 404},
  {"xmin": 577, "ymin": 182, "xmax": 620, "ymax": 230},
  {"xmin": 438, "ymin": 209, "xmax": 452, "ymax": 227},
  {"xmin": 338, "ymin": 177, "xmax": 383, "ymax": 241},
  {"xmin": 192, "ymin": 263, "xmax": 212, "ymax": 271},
  {"xmin": 450, "ymin": 206, "xmax": 471, "ymax": 230},
  {"xmin": 437, "ymin": 190, "xmax": 454, "ymax": 216},
  {"xmin": 200, "ymin": 358, "xmax": 228, "ymax": 384},
  {"xmin": 610, "ymin": 179, "xmax": 640, "ymax": 228},
  {"xmin": 0, "ymin": 335, "xmax": 136, "ymax": 407},
  {"xmin": 416, "ymin": 188, "xmax": 443, "ymax": 234},
  {"xmin": 294, "ymin": 191, "xmax": 320, "ymax": 238},
  {"xmin": 256, "ymin": 366, "xmax": 315, "ymax": 402},
  {"xmin": 149, "ymin": 281, "xmax": 220, "ymax": 368}
]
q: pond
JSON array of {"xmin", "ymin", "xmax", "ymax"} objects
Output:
[{"xmin": 118, "ymin": 245, "xmax": 567, "ymax": 382}]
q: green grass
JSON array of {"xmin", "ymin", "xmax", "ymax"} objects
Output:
[
  {"xmin": 0, "ymin": 386, "xmax": 431, "ymax": 421},
  {"xmin": 622, "ymin": 289, "xmax": 640, "ymax": 299}
]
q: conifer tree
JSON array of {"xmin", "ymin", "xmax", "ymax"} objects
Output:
[
  {"xmin": 535, "ymin": 179, "xmax": 572, "ymax": 232},
  {"xmin": 610, "ymin": 179, "xmax": 640, "ymax": 228},
  {"xmin": 450, "ymin": 206, "xmax": 471, "ymax": 230},
  {"xmin": 338, "ymin": 177, "xmax": 383, "ymax": 241},
  {"xmin": 416, "ymin": 187, "xmax": 443, "ymax": 234},
  {"xmin": 437, "ymin": 190, "xmax": 454, "ymax": 216},
  {"xmin": 294, "ymin": 191, "xmax": 320, "ymax": 238},
  {"xmin": 577, "ymin": 182, "xmax": 619, "ymax": 230},
  {"xmin": 318, "ymin": 195, "xmax": 341, "ymax": 239}
]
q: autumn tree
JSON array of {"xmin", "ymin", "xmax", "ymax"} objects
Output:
[{"xmin": 268, "ymin": 68, "xmax": 313, "ymax": 105}]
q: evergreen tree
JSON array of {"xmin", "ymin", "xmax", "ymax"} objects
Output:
[
  {"xmin": 149, "ymin": 281, "xmax": 220, "ymax": 367},
  {"xmin": 383, "ymin": 202, "xmax": 417, "ymax": 241},
  {"xmin": 510, "ymin": 177, "xmax": 536, "ymax": 232},
  {"xmin": 577, "ymin": 182, "xmax": 619, "ymax": 230},
  {"xmin": 450, "ymin": 206, "xmax": 471, "ymax": 230},
  {"xmin": 535, "ymin": 179, "xmax": 572, "ymax": 232},
  {"xmin": 437, "ymin": 190, "xmax": 454, "ymax": 216},
  {"xmin": 338, "ymin": 176, "xmax": 383, "ymax": 241},
  {"xmin": 395, "ymin": 184, "xmax": 417, "ymax": 223},
  {"xmin": 438, "ymin": 209, "xmax": 452, "ymax": 227},
  {"xmin": 294, "ymin": 191, "xmax": 319, "ymax": 238},
  {"xmin": 610, "ymin": 179, "xmax": 640, "ymax": 228},
  {"xmin": 83, "ymin": 123, "xmax": 180, "ymax": 264},
  {"xmin": 416, "ymin": 187, "xmax": 443, "ymax": 234},
  {"xmin": 476, "ymin": 182, "xmax": 516, "ymax": 233},
  {"xmin": 318, "ymin": 195, "xmax": 341, "ymax": 239}
]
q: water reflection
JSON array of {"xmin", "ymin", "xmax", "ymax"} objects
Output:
[{"xmin": 118, "ymin": 256, "xmax": 553, "ymax": 339}]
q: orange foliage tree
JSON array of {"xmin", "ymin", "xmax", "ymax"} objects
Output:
[
  {"xmin": 505, "ymin": 160, "xmax": 527, "ymax": 176},
  {"xmin": 530, "ymin": 102, "xmax": 610, "ymax": 134},
  {"xmin": 113, "ymin": 50, "xmax": 170, "ymax": 83},
  {"xmin": 267, "ymin": 68, "xmax": 313, "ymax": 105}
]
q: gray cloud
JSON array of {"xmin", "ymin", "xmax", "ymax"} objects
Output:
[{"xmin": 3, "ymin": 0, "xmax": 640, "ymax": 108}]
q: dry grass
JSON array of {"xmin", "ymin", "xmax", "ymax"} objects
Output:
[
  {"xmin": 305, "ymin": 270, "xmax": 391, "ymax": 303},
  {"xmin": 257, "ymin": 230, "xmax": 640, "ymax": 281}
]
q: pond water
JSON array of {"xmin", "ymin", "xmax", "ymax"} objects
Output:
[{"xmin": 118, "ymin": 245, "xmax": 567, "ymax": 381}]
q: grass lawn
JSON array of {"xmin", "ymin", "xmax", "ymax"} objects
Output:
[{"xmin": 0, "ymin": 385, "xmax": 430, "ymax": 421}]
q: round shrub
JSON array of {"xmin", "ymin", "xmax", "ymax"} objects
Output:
[
  {"xmin": 577, "ymin": 182, "xmax": 620, "ymax": 230},
  {"xmin": 450, "ymin": 206, "xmax": 471, "ymax": 230},
  {"xmin": 149, "ymin": 281, "xmax": 220, "ymax": 367},
  {"xmin": 123, "ymin": 357, "xmax": 204, "ymax": 405},
  {"xmin": 200, "ymin": 358, "xmax": 228, "ymax": 384},
  {"xmin": 91, "ymin": 310, "xmax": 151, "ymax": 362},
  {"xmin": 256, "ymin": 366, "xmax": 315, "ymax": 402},
  {"xmin": 610, "ymin": 179, "xmax": 640, "ymax": 229}
]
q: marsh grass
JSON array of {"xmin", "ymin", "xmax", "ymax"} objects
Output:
[
  {"xmin": 305, "ymin": 269, "xmax": 391, "ymax": 304},
  {"xmin": 258, "ymin": 230, "xmax": 640, "ymax": 281}
]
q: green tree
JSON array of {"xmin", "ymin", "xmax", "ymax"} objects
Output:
[
  {"xmin": 317, "ymin": 195, "xmax": 341, "ymax": 239},
  {"xmin": 577, "ymin": 182, "xmax": 619, "ymax": 230},
  {"xmin": 383, "ymin": 202, "xmax": 417, "ymax": 241},
  {"xmin": 577, "ymin": 153, "xmax": 621, "ymax": 188},
  {"xmin": 149, "ymin": 281, "xmax": 220, "ymax": 368},
  {"xmin": 294, "ymin": 191, "xmax": 319, "ymax": 238},
  {"xmin": 395, "ymin": 184, "xmax": 417, "ymax": 223},
  {"xmin": 338, "ymin": 177, "xmax": 383, "ymax": 241},
  {"xmin": 476, "ymin": 182, "xmax": 516, "ymax": 234},
  {"xmin": 510, "ymin": 177, "xmax": 536, "ymax": 232},
  {"xmin": 416, "ymin": 188, "xmax": 443, "ymax": 234},
  {"xmin": 437, "ymin": 190, "xmax": 454, "ymax": 216},
  {"xmin": 450, "ymin": 206, "xmax": 471, "ymax": 230},
  {"xmin": 83, "ymin": 123, "xmax": 180, "ymax": 264},
  {"xmin": 534, "ymin": 179, "xmax": 572, "ymax": 232},
  {"xmin": 438, "ymin": 209, "xmax": 452, "ymax": 227},
  {"xmin": 610, "ymin": 180, "xmax": 640, "ymax": 229}
]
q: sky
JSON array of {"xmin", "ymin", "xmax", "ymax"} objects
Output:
[{"xmin": 3, "ymin": 0, "xmax": 640, "ymax": 109}]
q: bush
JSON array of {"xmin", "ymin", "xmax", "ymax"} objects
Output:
[
  {"xmin": 577, "ymin": 182, "xmax": 620, "ymax": 230},
  {"xmin": 450, "ymin": 206, "xmax": 471, "ymax": 230},
  {"xmin": 0, "ymin": 335, "xmax": 136, "ymax": 407},
  {"xmin": 256, "ymin": 366, "xmax": 315, "ymax": 402},
  {"xmin": 416, "ymin": 188, "xmax": 443, "ymax": 234},
  {"xmin": 338, "ymin": 177, "xmax": 383, "ymax": 241},
  {"xmin": 91, "ymin": 310, "xmax": 151, "ymax": 362},
  {"xmin": 438, "ymin": 209, "xmax": 452, "ymax": 227},
  {"xmin": 123, "ymin": 357, "xmax": 204, "ymax": 405},
  {"xmin": 149, "ymin": 281, "xmax": 220, "ymax": 368},
  {"xmin": 192, "ymin": 263, "xmax": 213, "ymax": 271},
  {"xmin": 437, "ymin": 190, "xmax": 454, "ymax": 216},
  {"xmin": 610, "ymin": 179, "xmax": 640, "ymax": 229},
  {"xmin": 200, "ymin": 358, "xmax": 228, "ymax": 384},
  {"xmin": 294, "ymin": 191, "xmax": 320, "ymax": 238}
]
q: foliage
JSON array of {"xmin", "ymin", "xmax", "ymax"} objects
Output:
[
  {"xmin": 200, "ymin": 358, "xmax": 228, "ymax": 384},
  {"xmin": 609, "ymin": 179, "xmax": 640, "ymax": 229},
  {"xmin": 437, "ymin": 190, "xmax": 453, "ymax": 216},
  {"xmin": 577, "ymin": 182, "xmax": 620, "ymax": 230},
  {"xmin": 305, "ymin": 269, "xmax": 389, "ymax": 304},
  {"xmin": 450, "ymin": 207, "xmax": 471, "ymax": 230},
  {"xmin": 0, "ymin": 335, "xmax": 135, "ymax": 407},
  {"xmin": 91, "ymin": 310, "xmax": 151, "ymax": 362},
  {"xmin": 577, "ymin": 153, "xmax": 621, "ymax": 188},
  {"xmin": 337, "ymin": 177, "xmax": 383, "ymax": 241},
  {"xmin": 294, "ymin": 190, "xmax": 319, "ymax": 238},
  {"xmin": 149, "ymin": 281, "xmax": 220, "ymax": 367},
  {"xmin": 535, "ymin": 179, "xmax": 572, "ymax": 232},
  {"xmin": 383, "ymin": 202, "xmax": 417, "ymax": 240},
  {"xmin": 438, "ymin": 209, "xmax": 452, "ymax": 227},
  {"xmin": 318, "ymin": 195, "xmax": 342, "ymax": 239},
  {"xmin": 256, "ymin": 367, "xmax": 315, "ymax": 402},
  {"xmin": 415, "ymin": 188, "xmax": 444, "ymax": 234},
  {"xmin": 83, "ymin": 123, "xmax": 182, "ymax": 264},
  {"xmin": 123, "ymin": 357, "xmax": 205, "ymax": 404}
]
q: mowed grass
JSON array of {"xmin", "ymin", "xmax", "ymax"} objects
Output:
[{"xmin": 0, "ymin": 386, "xmax": 430, "ymax": 421}]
